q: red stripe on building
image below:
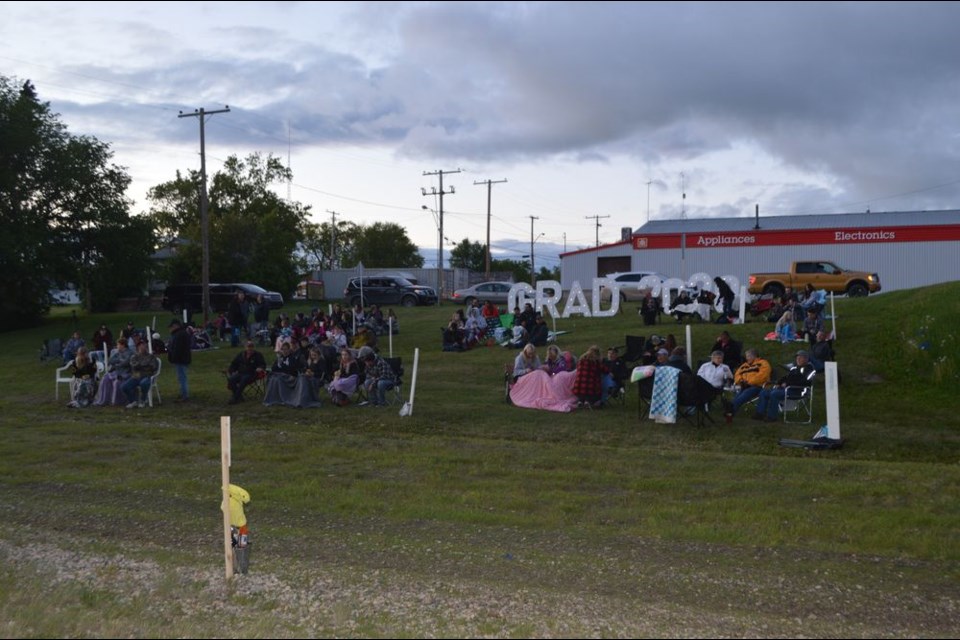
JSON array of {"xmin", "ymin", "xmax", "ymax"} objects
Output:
[{"xmin": 631, "ymin": 225, "xmax": 960, "ymax": 250}]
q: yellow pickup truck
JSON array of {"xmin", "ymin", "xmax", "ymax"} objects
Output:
[{"xmin": 747, "ymin": 261, "xmax": 881, "ymax": 298}]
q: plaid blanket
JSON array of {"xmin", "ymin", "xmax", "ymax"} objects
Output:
[{"xmin": 649, "ymin": 366, "xmax": 680, "ymax": 424}]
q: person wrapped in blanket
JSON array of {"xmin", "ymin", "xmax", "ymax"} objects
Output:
[{"xmin": 573, "ymin": 345, "xmax": 608, "ymax": 409}]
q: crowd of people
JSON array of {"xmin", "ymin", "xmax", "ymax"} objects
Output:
[{"xmin": 58, "ymin": 291, "xmax": 406, "ymax": 411}]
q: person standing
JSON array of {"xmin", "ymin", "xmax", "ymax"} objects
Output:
[
  {"xmin": 227, "ymin": 290, "xmax": 249, "ymax": 347},
  {"xmin": 168, "ymin": 318, "xmax": 192, "ymax": 402}
]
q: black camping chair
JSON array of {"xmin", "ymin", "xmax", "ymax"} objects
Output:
[
  {"xmin": 621, "ymin": 335, "xmax": 646, "ymax": 366},
  {"xmin": 676, "ymin": 372, "xmax": 718, "ymax": 427}
]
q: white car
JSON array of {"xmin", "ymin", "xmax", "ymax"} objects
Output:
[{"xmin": 599, "ymin": 271, "xmax": 666, "ymax": 303}]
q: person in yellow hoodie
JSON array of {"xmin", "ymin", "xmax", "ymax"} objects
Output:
[
  {"xmin": 225, "ymin": 484, "xmax": 251, "ymax": 574},
  {"xmin": 724, "ymin": 348, "xmax": 772, "ymax": 420}
]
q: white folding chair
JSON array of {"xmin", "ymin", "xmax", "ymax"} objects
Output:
[
  {"xmin": 55, "ymin": 364, "xmax": 75, "ymax": 400},
  {"xmin": 148, "ymin": 359, "xmax": 162, "ymax": 407}
]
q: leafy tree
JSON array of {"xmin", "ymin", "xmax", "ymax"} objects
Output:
[
  {"xmin": 147, "ymin": 153, "xmax": 310, "ymax": 298},
  {"xmin": 449, "ymin": 238, "xmax": 487, "ymax": 272},
  {"xmin": 0, "ymin": 77, "xmax": 154, "ymax": 327},
  {"xmin": 490, "ymin": 258, "xmax": 531, "ymax": 284},
  {"xmin": 346, "ymin": 222, "xmax": 424, "ymax": 268},
  {"xmin": 301, "ymin": 219, "xmax": 361, "ymax": 270}
]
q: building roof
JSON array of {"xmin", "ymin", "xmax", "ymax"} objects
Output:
[{"xmin": 635, "ymin": 209, "xmax": 960, "ymax": 234}]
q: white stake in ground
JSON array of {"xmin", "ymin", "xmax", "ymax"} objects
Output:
[
  {"xmin": 389, "ymin": 317, "xmax": 393, "ymax": 358},
  {"xmin": 830, "ymin": 291, "xmax": 838, "ymax": 340},
  {"xmin": 399, "ymin": 347, "xmax": 419, "ymax": 417},
  {"xmin": 685, "ymin": 324, "xmax": 693, "ymax": 369},
  {"xmin": 823, "ymin": 361, "xmax": 841, "ymax": 440},
  {"xmin": 739, "ymin": 284, "xmax": 747, "ymax": 324}
]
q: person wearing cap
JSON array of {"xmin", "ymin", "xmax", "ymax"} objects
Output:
[
  {"xmin": 654, "ymin": 347, "xmax": 670, "ymax": 367},
  {"xmin": 640, "ymin": 290, "xmax": 659, "ymax": 326},
  {"xmin": 90, "ymin": 324, "xmax": 114, "ymax": 362},
  {"xmin": 752, "ymin": 350, "xmax": 817, "ymax": 422},
  {"xmin": 168, "ymin": 317, "xmax": 192, "ymax": 402},
  {"xmin": 359, "ymin": 346, "xmax": 397, "ymax": 407},
  {"xmin": 725, "ymin": 348, "xmax": 773, "ymax": 419}
]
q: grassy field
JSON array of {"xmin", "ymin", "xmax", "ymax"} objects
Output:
[{"xmin": 1, "ymin": 284, "xmax": 958, "ymax": 637}]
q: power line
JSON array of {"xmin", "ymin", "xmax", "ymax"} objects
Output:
[{"xmin": 584, "ymin": 214, "xmax": 610, "ymax": 247}]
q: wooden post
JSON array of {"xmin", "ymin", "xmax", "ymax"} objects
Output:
[{"xmin": 221, "ymin": 417, "xmax": 233, "ymax": 580}]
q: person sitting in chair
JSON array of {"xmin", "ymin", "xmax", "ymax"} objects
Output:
[
  {"xmin": 809, "ymin": 330, "xmax": 836, "ymax": 373},
  {"xmin": 121, "ymin": 341, "xmax": 158, "ymax": 409},
  {"xmin": 724, "ymin": 348, "xmax": 773, "ymax": 420},
  {"xmin": 710, "ymin": 331, "xmax": 742, "ymax": 370},
  {"xmin": 227, "ymin": 341, "xmax": 267, "ymax": 405},
  {"xmin": 697, "ymin": 350, "xmax": 734, "ymax": 392},
  {"xmin": 601, "ymin": 346, "xmax": 627, "ymax": 403},
  {"xmin": 753, "ymin": 350, "xmax": 816, "ymax": 422},
  {"xmin": 359, "ymin": 346, "xmax": 397, "ymax": 407},
  {"xmin": 67, "ymin": 346, "xmax": 98, "ymax": 408}
]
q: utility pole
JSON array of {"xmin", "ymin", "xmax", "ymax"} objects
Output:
[
  {"xmin": 529, "ymin": 216, "xmax": 540, "ymax": 285},
  {"xmin": 422, "ymin": 169, "xmax": 460, "ymax": 300},
  {"xmin": 584, "ymin": 214, "xmax": 610, "ymax": 247},
  {"xmin": 646, "ymin": 179, "xmax": 653, "ymax": 223},
  {"xmin": 473, "ymin": 178, "xmax": 507, "ymax": 279},
  {"xmin": 326, "ymin": 210, "xmax": 339, "ymax": 269},
  {"xmin": 179, "ymin": 105, "xmax": 230, "ymax": 323}
]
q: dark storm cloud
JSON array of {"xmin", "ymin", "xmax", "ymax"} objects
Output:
[{"xmin": 30, "ymin": 1, "xmax": 960, "ymax": 212}]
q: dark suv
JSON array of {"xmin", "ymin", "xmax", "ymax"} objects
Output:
[
  {"xmin": 343, "ymin": 276, "xmax": 437, "ymax": 307},
  {"xmin": 162, "ymin": 283, "xmax": 284, "ymax": 314}
]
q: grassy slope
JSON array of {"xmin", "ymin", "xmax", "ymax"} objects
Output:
[{"xmin": 0, "ymin": 284, "xmax": 958, "ymax": 635}]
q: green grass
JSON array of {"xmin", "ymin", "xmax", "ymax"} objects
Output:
[{"xmin": 1, "ymin": 285, "xmax": 959, "ymax": 635}]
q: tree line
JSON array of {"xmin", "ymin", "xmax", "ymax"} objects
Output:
[{"xmin": 0, "ymin": 76, "xmax": 424, "ymax": 330}]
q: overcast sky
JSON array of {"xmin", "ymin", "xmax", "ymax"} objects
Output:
[{"xmin": 3, "ymin": 1, "xmax": 960, "ymax": 268}]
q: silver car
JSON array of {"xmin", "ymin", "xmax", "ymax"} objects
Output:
[{"xmin": 450, "ymin": 281, "xmax": 515, "ymax": 306}]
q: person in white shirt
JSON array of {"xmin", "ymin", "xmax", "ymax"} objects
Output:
[{"xmin": 697, "ymin": 350, "xmax": 734, "ymax": 390}]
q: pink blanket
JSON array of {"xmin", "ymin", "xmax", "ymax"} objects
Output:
[{"xmin": 509, "ymin": 370, "xmax": 578, "ymax": 412}]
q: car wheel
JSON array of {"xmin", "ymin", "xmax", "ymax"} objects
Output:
[
  {"xmin": 619, "ymin": 292, "xmax": 628, "ymax": 303},
  {"xmin": 847, "ymin": 282, "xmax": 868, "ymax": 297},
  {"xmin": 401, "ymin": 295, "xmax": 417, "ymax": 308}
]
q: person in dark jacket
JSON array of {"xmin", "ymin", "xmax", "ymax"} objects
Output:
[
  {"xmin": 168, "ymin": 318, "xmax": 192, "ymax": 402},
  {"xmin": 226, "ymin": 290, "xmax": 249, "ymax": 347},
  {"xmin": 714, "ymin": 276, "xmax": 736, "ymax": 317},
  {"xmin": 227, "ymin": 341, "xmax": 267, "ymax": 404}
]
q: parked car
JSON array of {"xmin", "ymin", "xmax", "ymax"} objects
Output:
[
  {"xmin": 599, "ymin": 271, "xmax": 667, "ymax": 303},
  {"xmin": 450, "ymin": 281, "xmax": 514, "ymax": 306},
  {"xmin": 162, "ymin": 282, "xmax": 284, "ymax": 314},
  {"xmin": 343, "ymin": 276, "xmax": 437, "ymax": 307}
]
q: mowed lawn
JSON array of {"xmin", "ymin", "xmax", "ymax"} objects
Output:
[{"xmin": 0, "ymin": 284, "xmax": 958, "ymax": 636}]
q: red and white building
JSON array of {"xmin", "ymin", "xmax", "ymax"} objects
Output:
[{"xmin": 559, "ymin": 210, "xmax": 960, "ymax": 294}]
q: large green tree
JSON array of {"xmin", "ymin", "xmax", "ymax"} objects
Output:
[
  {"xmin": 0, "ymin": 77, "xmax": 154, "ymax": 327},
  {"xmin": 300, "ymin": 219, "xmax": 361, "ymax": 270},
  {"xmin": 449, "ymin": 238, "xmax": 487, "ymax": 272},
  {"xmin": 147, "ymin": 153, "xmax": 310, "ymax": 297},
  {"xmin": 345, "ymin": 222, "xmax": 424, "ymax": 269}
]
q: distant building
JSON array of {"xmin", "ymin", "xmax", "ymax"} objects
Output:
[{"xmin": 560, "ymin": 209, "xmax": 960, "ymax": 294}]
